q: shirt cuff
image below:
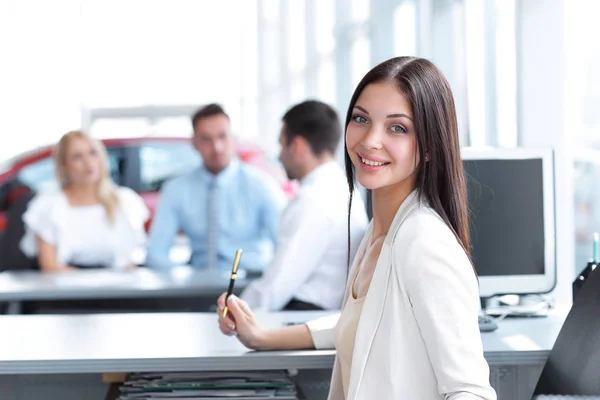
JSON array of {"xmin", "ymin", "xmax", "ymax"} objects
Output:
[{"xmin": 305, "ymin": 313, "xmax": 339, "ymax": 350}]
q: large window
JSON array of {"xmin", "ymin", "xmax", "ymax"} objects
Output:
[
  {"xmin": 255, "ymin": 0, "xmax": 339, "ymax": 158},
  {"xmin": 493, "ymin": 0, "xmax": 517, "ymax": 148},
  {"xmin": 315, "ymin": 0, "xmax": 336, "ymax": 105},
  {"xmin": 408, "ymin": 0, "xmax": 518, "ymax": 148},
  {"xmin": 573, "ymin": 152, "xmax": 600, "ymax": 274},
  {"xmin": 394, "ymin": 0, "xmax": 417, "ymax": 57},
  {"xmin": 566, "ymin": 2, "xmax": 600, "ymax": 273},
  {"xmin": 350, "ymin": 36, "xmax": 371, "ymax": 89}
]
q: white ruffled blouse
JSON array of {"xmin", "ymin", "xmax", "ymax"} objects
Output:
[{"xmin": 19, "ymin": 187, "xmax": 149, "ymax": 269}]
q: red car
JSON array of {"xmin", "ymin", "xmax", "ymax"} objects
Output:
[{"xmin": 0, "ymin": 137, "xmax": 296, "ymax": 232}]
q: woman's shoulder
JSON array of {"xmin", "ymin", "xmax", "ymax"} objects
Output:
[
  {"xmin": 391, "ymin": 204, "xmax": 475, "ymax": 284},
  {"xmin": 116, "ymin": 186, "xmax": 146, "ymax": 209},
  {"xmin": 115, "ymin": 186, "xmax": 149, "ymax": 220},
  {"xmin": 22, "ymin": 188, "xmax": 68, "ymax": 228},
  {"xmin": 393, "ymin": 204, "xmax": 457, "ymax": 247},
  {"xmin": 116, "ymin": 186, "xmax": 141, "ymax": 201},
  {"xmin": 29, "ymin": 188, "xmax": 67, "ymax": 209}
]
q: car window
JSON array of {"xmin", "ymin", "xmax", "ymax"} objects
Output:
[
  {"xmin": 16, "ymin": 150, "xmax": 122, "ymax": 192},
  {"xmin": 17, "ymin": 158, "xmax": 58, "ymax": 192},
  {"xmin": 105, "ymin": 149, "xmax": 122, "ymax": 185},
  {"xmin": 139, "ymin": 143, "xmax": 201, "ymax": 192}
]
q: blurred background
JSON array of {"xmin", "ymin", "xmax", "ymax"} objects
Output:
[{"xmin": 0, "ymin": 0, "xmax": 599, "ymax": 303}]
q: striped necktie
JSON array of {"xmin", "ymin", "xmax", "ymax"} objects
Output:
[{"xmin": 207, "ymin": 178, "xmax": 219, "ymax": 270}]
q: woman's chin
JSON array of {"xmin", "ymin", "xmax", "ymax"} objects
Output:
[
  {"xmin": 72, "ymin": 177, "xmax": 101, "ymax": 187},
  {"xmin": 355, "ymin": 177, "xmax": 383, "ymax": 191}
]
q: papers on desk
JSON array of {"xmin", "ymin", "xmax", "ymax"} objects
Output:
[{"xmin": 117, "ymin": 371, "xmax": 299, "ymax": 399}]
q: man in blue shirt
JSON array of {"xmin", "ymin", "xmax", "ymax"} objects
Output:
[{"xmin": 146, "ymin": 104, "xmax": 286, "ymax": 271}]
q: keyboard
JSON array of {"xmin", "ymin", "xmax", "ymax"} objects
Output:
[{"xmin": 478, "ymin": 314, "xmax": 498, "ymax": 332}]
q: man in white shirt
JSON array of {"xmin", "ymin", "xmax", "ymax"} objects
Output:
[{"xmin": 240, "ymin": 100, "xmax": 368, "ymax": 311}]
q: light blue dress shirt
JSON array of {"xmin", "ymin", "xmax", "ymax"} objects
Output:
[{"xmin": 146, "ymin": 159, "xmax": 286, "ymax": 271}]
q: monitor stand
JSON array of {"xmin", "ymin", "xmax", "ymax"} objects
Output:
[{"xmin": 481, "ymin": 294, "xmax": 553, "ymax": 318}]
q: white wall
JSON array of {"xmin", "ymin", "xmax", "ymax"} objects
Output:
[
  {"xmin": 0, "ymin": 0, "xmax": 254, "ymax": 162},
  {"xmin": 0, "ymin": 0, "xmax": 83, "ymax": 161}
]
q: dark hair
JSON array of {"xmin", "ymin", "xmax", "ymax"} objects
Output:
[
  {"xmin": 281, "ymin": 100, "xmax": 341, "ymax": 156},
  {"xmin": 344, "ymin": 57, "xmax": 473, "ymax": 270},
  {"xmin": 191, "ymin": 103, "xmax": 229, "ymax": 128}
]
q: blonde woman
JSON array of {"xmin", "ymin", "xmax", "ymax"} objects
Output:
[{"xmin": 20, "ymin": 131, "xmax": 149, "ymax": 272}]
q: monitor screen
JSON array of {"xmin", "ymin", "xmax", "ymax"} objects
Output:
[
  {"xmin": 465, "ymin": 158, "xmax": 545, "ymax": 276},
  {"xmin": 462, "ymin": 148, "xmax": 555, "ymax": 297}
]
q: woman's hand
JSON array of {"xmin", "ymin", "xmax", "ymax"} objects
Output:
[
  {"xmin": 217, "ymin": 293, "xmax": 267, "ymax": 350},
  {"xmin": 216, "ymin": 293, "xmax": 317, "ymax": 351}
]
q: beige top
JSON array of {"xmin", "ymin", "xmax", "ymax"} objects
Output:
[
  {"xmin": 333, "ymin": 233, "xmax": 383, "ymax": 398},
  {"xmin": 333, "ymin": 287, "xmax": 365, "ymax": 398}
]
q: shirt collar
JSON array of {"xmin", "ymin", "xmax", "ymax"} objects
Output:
[
  {"xmin": 198, "ymin": 158, "xmax": 241, "ymax": 187},
  {"xmin": 300, "ymin": 161, "xmax": 340, "ymax": 187}
]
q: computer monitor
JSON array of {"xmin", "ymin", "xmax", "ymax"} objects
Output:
[{"xmin": 462, "ymin": 147, "xmax": 556, "ymax": 298}]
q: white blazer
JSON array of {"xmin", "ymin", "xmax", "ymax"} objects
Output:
[{"xmin": 306, "ymin": 190, "xmax": 496, "ymax": 400}]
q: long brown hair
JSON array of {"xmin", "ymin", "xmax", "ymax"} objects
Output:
[
  {"xmin": 345, "ymin": 57, "xmax": 472, "ymax": 266},
  {"xmin": 55, "ymin": 131, "xmax": 120, "ymax": 223}
]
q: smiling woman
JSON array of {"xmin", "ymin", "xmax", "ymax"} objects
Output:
[
  {"xmin": 346, "ymin": 83, "xmax": 418, "ymax": 191},
  {"xmin": 343, "ymin": 59, "xmax": 470, "ymax": 257},
  {"xmin": 217, "ymin": 56, "xmax": 496, "ymax": 400}
]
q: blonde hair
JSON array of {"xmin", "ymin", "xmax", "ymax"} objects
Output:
[{"xmin": 55, "ymin": 131, "xmax": 120, "ymax": 223}]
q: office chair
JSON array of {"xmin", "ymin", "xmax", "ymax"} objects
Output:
[
  {"xmin": 533, "ymin": 265, "xmax": 600, "ymax": 396},
  {"xmin": 0, "ymin": 191, "xmax": 39, "ymax": 271}
]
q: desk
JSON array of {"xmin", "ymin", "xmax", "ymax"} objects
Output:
[
  {"xmin": 0, "ymin": 310, "xmax": 567, "ymax": 400},
  {"xmin": 484, "ymin": 311, "xmax": 568, "ymax": 399},
  {"xmin": 0, "ymin": 266, "xmax": 252, "ymax": 314}
]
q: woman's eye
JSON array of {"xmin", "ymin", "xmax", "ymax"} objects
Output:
[
  {"xmin": 391, "ymin": 125, "xmax": 407, "ymax": 134},
  {"xmin": 352, "ymin": 115, "xmax": 368, "ymax": 124}
]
